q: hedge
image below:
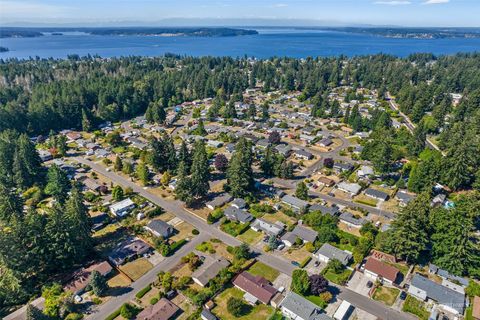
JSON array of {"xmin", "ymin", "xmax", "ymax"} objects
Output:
[
  {"xmin": 299, "ymin": 256, "xmax": 312, "ymax": 268},
  {"xmin": 105, "ymin": 309, "xmax": 121, "ymax": 320},
  {"xmin": 136, "ymin": 284, "xmax": 152, "ymax": 299},
  {"xmin": 170, "ymin": 239, "xmax": 187, "ymax": 254}
]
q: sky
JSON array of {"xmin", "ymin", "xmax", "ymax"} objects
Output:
[{"xmin": 0, "ymin": 0, "xmax": 479, "ymax": 27}]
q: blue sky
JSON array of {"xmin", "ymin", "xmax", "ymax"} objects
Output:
[{"xmin": 0, "ymin": 0, "xmax": 478, "ymax": 27}]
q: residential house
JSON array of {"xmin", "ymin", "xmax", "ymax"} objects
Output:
[
  {"xmin": 302, "ymin": 126, "xmax": 316, "ymax": 135},
  {"xmin": 280, "ymin": 291, "xmax": 332, "ymax": 320},
  {"xmin": 309, "ymin": 204, "xmax": 339, "ymax": 216},
  {"xmin": 291, "ymin": 225, "xmax": 318, "ymax": 243},
  {"xmin": 144, "ymin": 220, "xmax": 176, "ymax": 239},
  {"xmin": 256, "ymin": 139, "xmax": 270, "ymax": 149},
  {"xmin": 357, "ymin": 165, "xmax": 374, "ymax": 178},
  {"xmin": 251, "ymin": 219, "xmax": 285, "ymax": 237},
  {"xmin": 233, "ymin": 271, "xmax": 277, "ymax": 305},
  {"xmin": 294, "ymin": 149, "xmax": 313, "ymax": 160},
  {"xmin": 339, "ymin": 212, "xmax": 366, "ymax": 228},
  {"xmin": 364, "ymin": 257, "xmax": 400, "ymax": 285},
  {"xmin": 136, "ymin": 298, "xmax": 180, "ymax": 320},
  {"xmin": 223, "ymin": 206, "xmax": 254, "ymax": 224},
  {"xmin": 318, "ymin": 138, "xmax": 333, "ymax": 147},
  {"xmin": 317, "ymin": 177, "xmax": 335, "ymax": 187},
  {"xmin": 192, "ymin": 255, "xmax": 230, "ymax": 287},
  {"xmin": 38, "ymin": 149, "xmax": 53, "ymax": 162},
  {"xmin": 300, "ymin": 134, "xmax": 316, "ymax": 144},
  {"xmin": 316, "ymin": 243, "xmax": 352, "ymax": 266},
  {"xmin": 428, "ymin": 264, "xmax": 469, "ymax": 287},
  {"xmin": 364, "ymin": 188, "xmax": 389, "ymax": 201},
  {"xmin": 275, "ymin": 144, "xmax": 292, "ymax": 157},
  {"xmin": 201, "ymin": 309, "xmax": 218, "ymax": 320},
  {"xmin": 395, "ymin": 190, "xmax": 416, "ymax": 207},
  {"xmin": 108, "ymin": 238, "xmax": 151, "ymax": 266},
  {"xmin": 281, "ymin": 195, "xmax": 309, "ymax": 213},
  {"xmin": 207, "ymin": 140, "xmax": 223, "ymax": 148},
  {"xmin": 94, "ymin": 148, "xmax": 109, "ymax": 158},
  {"xmin": 231, "ymin": 198, "xmax": 247, "ymax": 209},
  {"xmin": 64, "ymin": 261, "xmax": 112, "ymax": 295},
  {"xmin": 337, "ymin": 182, "xmax": 362, "ymax": 196},
  {"xmin": 333, "ymin": 162, "xmax": 354, "ymax": 173},
  {"xmin": 109, "ymin": 198, "xmax": 136, "ymax": 217},
  {"xmin": 81, "ymin": 177, "xmax": 102, "ymax": 192},
  {"xmin": 333, "ymin": 300, "xmax": 354, "ymax": 320},
  {"xmin": 206, "ymin": 193, "xmax": 233, "ymax": 210},
  {"xmin": 408, "ymin": 274, "xmax": 465, "ymax": 315}
]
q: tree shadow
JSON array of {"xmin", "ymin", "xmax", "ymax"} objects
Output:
[{"xmin": 108, "ymin": 285, "xmax": 133, "ymax": 297}]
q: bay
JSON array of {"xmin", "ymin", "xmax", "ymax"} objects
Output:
[{"xmin": 1, "ymin": 28, "xmax": 480, "ymax": 59}]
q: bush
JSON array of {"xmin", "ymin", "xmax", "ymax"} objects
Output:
[
  {"xmin": 207, "ymin": 208, "xmax": 224, "ymax": 224},
  {"xmin": 300, "ymin": 256, "xmax": 312, "ymax": 268},
  {"xmin": 120, "ymin": 303, "xmax": 141, "ymax": 319},
  {"xmin": 65, "ymin": 313, "xmax": 83, "ymax": 320},
  {"xmin": 227, "ymin": 297, "xmax": 249, "ymax": 317},
  {"xmin": 169, "ymin": 239, "xmax": 187, "ymax": 254},
  {"xmin": 136, "ymin": 284, "xmax": 152, "ymax": 299},
  {"xmin": 92, "ymin": 297, "xmax": 102, "ymax": 305},
  {"xmin": 150, "ymin": 297, "xmax": 159, "ymax": 305},
  {"xmin": 192, "ymin": 229, "xmax": 200, "ymax": 235},
  {"xmin": 105, "ymin": 309, "xmax": 121, "ymax": 320}
]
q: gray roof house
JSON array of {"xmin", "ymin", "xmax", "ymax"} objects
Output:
[
  {"xmin": 223, "ymin": 206, "xmax": 254, "ymax": 224},
  {"xmin": 396, "ymin": 190, "xmax": 416, "ymax": 206},
  {"xmin": 408, "ymin": 274, "xmax": 465, "ymax": 315},
  {"xmin": 364, "ymin": 188, "xmax": 389, "ymax": 201},
  {"xmin": 144, "ymin": 220, "xmax": 175, "ymax": 239},
  {"xmin": 316, "ymin": 243, "xmax": 352, "ymax": 266},
  {"xmin": 281, "ymin": 291, "xmax": 332, "ymax": 320},
  {"xmin": 206, "ymin": 193, "xmax": 233, "ymax": 210},
  {"xmin": 192, "ymin": 255, "xmax": 230, "ymax": 287},
  {"xmin": 337, "ymin": 182, "xmax": 362, "ymax": 196},
  {"xmin": 333, "ymin": 162, "xmax": 354, "ymax": 172},
  {"xmin": 339, "ymin": 212, "xmax": 366, "ymax": 228},
  {"xmin": 251, "ymin": 219, "xmax": 285, "ymax": 237},
  {"xmin": 294, "ymin": 149, "xmax": 314, "ymax": 160},
  {"xmin": 281, "ymin": 195, "xmax": 309, "ymax": 212},
  {"xmin": 309, "ymin": 204, "xmax": 340, "ymax": 216},
  {"xmin": 318, "ymin": 138, "xmax": 333, "ymax": 147},
  {"xmin": 231, "ymin": 198, "xmax": 247, "ymax": 209},
  {"xmin": 275, "ymin": 144, "xmax": 292, "ymax": 157},
  {"xmin": 292, "ymin": 225, "xmax": 318, "ymax": 243}
]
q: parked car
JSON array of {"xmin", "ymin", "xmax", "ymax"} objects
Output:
[
  {"xmin": 399, "ymin": 291, "xmax": 407, "ymax": 300},
  {"xmin": 277, "ymin": 243, "xmax": 285, "ymax": 250},
  {"xmin": 366, "ymin": 281, "xmax": 373, "ymax": 288},
  {"xmin": 291, "ymin": 261, "xmax": 300, "ymax": 267},
  {"xmin": 314, "ymin": 261, "xmax": 320, "ymax": 267}
]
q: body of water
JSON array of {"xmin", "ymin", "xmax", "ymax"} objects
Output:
[{"xmin": 1, "ymin": 28, "xmax": 480, "ymax": 59}]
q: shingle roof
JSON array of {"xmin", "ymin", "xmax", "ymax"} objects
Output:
[
  {"xmin": 410, "ymin": 274, "xmax": 465, "ymax": 314},
  {"xmin": 233, "ymin": 272, "xmax": 277, "ymax": 304},
  {"xmin": 136, "ymin": 298, "xmax": 179, "ymax": 320},
  {"xmin": 282, "ymin": 195, "xmax": 309, "ymax": 210},
  {"xmin": 317, "ymin": 243, "xmax": 352, "ymax": 266},
  {"xmin": 292, "ymin": 225, "xmax": 318, "ymax": 243},
  {"xmin": 192, "ymin": 256, "xmax": 230, "ymax": 286},
  {"xmin": 364, "ymin": 188, "xmax": 389, "ymax": 201},
  {"xmin": 281, "ymin": 291, "xmax": 330, "ymax": 320},
  {"xmin": 309, "ymin": 204, "xmax": 339, "ymax": 216},
  {"xmin": 364, "ymin": 257, "xmax": 400, "ymax": 283},
  {"xmin": 224, "ymin": 206, "xmax": 253, "ymax": 223},
  {"xmin": 339, "ymin": 212, "xmax": 366, "ymax": 226},
  {"xmin": 145, "ymin": 220, "xmax": 175, "ymax": 238}
]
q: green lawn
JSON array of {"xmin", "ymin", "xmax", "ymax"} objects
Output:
[
  {"xmin": 322, "ymin": 268, "xmax": 352, "ymax": 285},
  {"xmin": 305, "ymin": 295, "xmax": 327, "ymax": 308},
  {"xmin": 372, "ymin": 286, "xmax": 400, "ymax": 306},
  {"xmin": 212, "ymin": 287, "xmax": 275, "ymax": 320},
  {"xmin": 237, "ymin": 228, "xmax": 263, "ymax": 245},
  {"xmin": 248, "ymin": 262, "xmax": 280, "ymax": 283},
  {"xmin": 402, "ymin": 295, "xmax": 429, "ymax": 320}
]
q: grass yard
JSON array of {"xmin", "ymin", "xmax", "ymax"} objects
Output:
[
  {"xmin": 402, "ymin": 295, "xmax": 429, "ymax": 320},
  {"xmin": 282, "ymin": 246, "xmax": 312, "ymax": 264},
  {"xmin": 237, "ymin": 228, "xmax": 263, "ymax": 245},
  {"xmin": 353, "ymin": 195, "xmax": 378, "ymax": 207},
  {"xmin": 119, "ymin": 258, "xmax": 153, "ymax": 281},
  {"xmin": 322, "ymin": 268, "xmax": 352, "ymax": 285},
  {"xmin": 373, "ymin": 286, "xmax": 400, "ymax": 306},
  {"xmin": 261, "ymin": 211, "xmax": 297, "ymax": 227},
  {"xmin": 248, "ymin": 262, "xmax": 280, "ymax": 283},
  {"xmin": 213, "ymin": 287, "xmax": 275, "ymax": 320},
  {"xmin": 107, "ymin": 272, "xmax": 131, "ymax": 288},
  {"xmin": 170, "ymin": 221, "xmax": 195, "ymax": 242},
  {"xmin": 305, "ymin": 295, "xmax": 327, "ymax": 308}
]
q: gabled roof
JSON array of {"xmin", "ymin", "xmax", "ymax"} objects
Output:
[
  {"xmin": 317, "ymin": 243, "xmax": 352, "ymax": 265},
  {"xmin": 282, "ymin": 194, "xmax": 309, "ymax": 210},
  {"xmin": 339, "ymin": 212, "xmax": 366, "ymax": 226},
  {"xmin": 64, "ymin": 261, "xmax": 112, "ymax": 293},
  {"xmin": 224, "ymin": 206, "xmax": 254, "ymax": 223},
  {"xmin": 136, "ymin": 298, "xmax": 179, "ymax": 320},
  {"xmin": 292, "ymin": 225, "xmax": 318, "ymax": 243},
  {"xmin": 145, "ymin": 220, "xmax": 175, "ymax": 238},
  {"xmin": 206, "ymin": 193, "xmax": 233, "ymax": 209},
  {"xmin": 410, "ymin": 274, "xmax": 465, "ymax": 314},
  {"xmin": 364, "ymin": 188, "xmax": 389, "ymax": 201},
  {"xmin": 309, "ymin": 204, "xmax": 339, "ymax": 216},
  {"xmin": 281, "ymin": 291, "xmax": 329, "ymax": 320},
  {"xmin": 233, "ymin": 271, "xmax": 277, "ymax": 304},
  {"xmin": 192, "ymin": 255, "xmax": 230, "ymax": 287},
  {"xmin": 364, "ymin": 257, "xmax": 400, "ymax": 283}
]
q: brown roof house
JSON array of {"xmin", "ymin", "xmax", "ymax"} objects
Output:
[
  {"xmin": 64, "ymin": 261, "xmax": 112, "ymax": 295},
  {"xmin": 233, "ymin": 271, "xmax": 277, "ymax": 305},
  {"xmin": 136, "ymin": 298, "xmax": 180, "ymax": 320},
  {"xmin": 192, "ymin": 255, "xmax": 230, "ymax": 287},
  {"xmin": 364, "ymin": 257, "xmax": 400, "ymax": 285}
]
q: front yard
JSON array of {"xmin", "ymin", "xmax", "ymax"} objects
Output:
[
  {"xmin": 212, "ymin": 287, "xmax": 275, "ymax": 320},
  {"xmin": 402, "ymin": 295, "xmax": 429, "ymax": 320},
  {"xmin": 237, "ymin": 228, "xmax": 263, "ymax": 245},
  {"xmin": 118, "ymin": 258, "xmax": 153, "ymax": 281},
  {"xmin": 247, "ymin": 262, "xmax": 280, "ymax": 283},
  {"xmin": 372, "ymin": 286, "xmax": 400, "ymax": 306}
]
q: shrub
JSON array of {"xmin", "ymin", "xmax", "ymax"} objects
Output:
[
  {"xmin": 120, "ymin": 303, "xmax": 141, "ymax": 319},
  {"xmin": 169, "ymin": 239, "xmax": 187, "ymax": 254},
  {"xmin": 136, "ymin": 284, "xmax": 152, "ymax": 299},
  {"xmin": 192, "ymin": 229, "xmax": 200, "ymax": 235},
  {"xmin": 300, "ymin": 256, "xmax": 312, "ymax": 268},
  {"xmin": 320, "ymin": 291, "xmax": 333, "ymax": 303},
  {"xmin": 92, "ymin": 297, "xmax": 102, "ymax": 305},
  {"xmin": 105, "ymin": 309, "xmax": 121, "ymax": 320},
  {"xmin": 150, "ymin": 297, "xmax": 159, "ymax": 305},
  {"xmin": 227, "ymin": 297, "xmax": 249, "ymax": 317},
  {"xmin": 65, "ymin": 313, "xmax": 83, "ymax": 320}
]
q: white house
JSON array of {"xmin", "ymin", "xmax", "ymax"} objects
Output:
[{"xmin": 109, "ymin": 198, "xmax": 135, "ymax": 217}]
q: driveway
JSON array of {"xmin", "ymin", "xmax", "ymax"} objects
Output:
[
  {"xmin": 272, "ymin": 272, "xmax": 292, "ymax": 292},
  {"xmin": 347, "ymin": 270, "xmax": 372, "ymax": 297}
]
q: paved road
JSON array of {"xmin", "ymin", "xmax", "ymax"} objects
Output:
[
  {"xmin": 386, "ymin": 93, "xmax": 444, "ymax": 156},
  {"xmin": 272, "ymin": 178, "xmax": 396, "ymax": 219},
  {"xmin": 76, "ymin": 157, "xmax": 410, "ymax": 320}
]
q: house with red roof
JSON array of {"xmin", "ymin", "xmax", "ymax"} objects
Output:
[
  {"xmin": 364, "ymin": 257, "xmax": 400, "ymax": 285},
  {"xmin": 233, "ymin": 271, "xmax": 277, "ymax": 305}
]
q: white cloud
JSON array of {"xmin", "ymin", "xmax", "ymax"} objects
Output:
[
  {"xmin": 374, "ymin": 1, "xmax": 412, "ymax": 5},
  {"xmin": 423, "ymin": 0, "xmax": 449, "ymax": 4},
  {"xmin": 272, "ymin": 3, "xmax": 289, "ymax": 8}
]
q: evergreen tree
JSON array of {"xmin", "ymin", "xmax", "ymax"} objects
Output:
[
  {"xmin": 89, "ymin": 270, "xmax": 108, "ymax": 297},
  {"xmin": 45, "ymin": 164, "xmax": 71, "ymax": 203},
  {"xmin": 81, "ymin": 109, "xmax": 92, "ymax": 132},
  {"xmin": 136, "ymin": 162, "xmax": 149, "ymax": 186},
  {"xmin": 114, "ymin": 156, "xmax": 122, "ymax": 172},
  {"xmin": 112, "ymin": 185, "xmax": 124, "ymax": 201},
  {"xmin": 227, "ymin": 138, "xmax": 254, "ymax": 198},
  {"xmin": 190, "ymin": 140, "xmax": 210, "ymax": 199},
  {"xmin": 0, "ymin": 184, "xmax": 23, "ymax": 222},
  {"xmin": 122, "ymin": 160, "xmax": 133, "ymax": 175},
  {"xmin": 291, "ymin": 269, "xmax": 310, "ymax": 295},
  {"xmin": 64, "ymin": 187, "xmax": 92, "ymax": 260},
  {"xmin": 295, "ymin": 181, "xmax": 309, "ymax": 200},
  {"xmin": 261, "ymin": 146, "xmax": 276, "ymax": 177},
  {"xmin": 175, "ymin": 160, "xmax": 194, "ymax": 206},
  {"xmin": 177, "ymin": 140, "xmax": 192, "ymax": 172},
  {"xmin": 261, "ymin": 102, "xmax": 269, "ymax": 121}
]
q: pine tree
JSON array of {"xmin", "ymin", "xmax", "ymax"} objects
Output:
[
  {"xmin": 261, "ymin": 102, "xmax": 270, "ymax": 121},
  {"xmin": 81, "ymin": 109, "xmax": 92, "ymax": 132},
  {"xmin": 89, "ymin": 270, "xmax": 108, "ymax": 297},
  {"xmin": 295, "ymin": 182, "xmax": 309, "ymax": 200},
  {"xmin": 114, "ymin": 156, "xmax": 122, "ymax": 172},
  {"xmin": 0, "ymin": 184, "xmax": 23, "ymax": 222},
  {"xmin": 45, "ymin": 164, "xmax": 71, "ymax": 203},
  {"xmin": 177, "ymin": 140, "xmax": 192, "ymax": 172},
  {"xmin": 226, "ymin": 138, "xmax": 254, "ymax": 198},
  {"xmin": 136, "ymin": 162, "xmax": 150, "ymax": 186},
  {"xmin": 190, "ymin": 140, "xmax": 210, "ymax": 199},
  {"xmin": 175, "ymin": 161, "xmax": 194, "ymax": 206},
  {"xmin": 64, "ymin": 187, "xmax": 92, "ymax": 260}
]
